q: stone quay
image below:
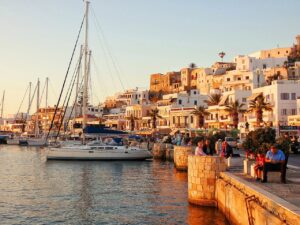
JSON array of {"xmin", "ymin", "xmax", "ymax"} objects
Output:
[
  {"xmin": 188, "ymin": 155, "xmax": 227, "ymax": 206},
  {"xmin": 174, "ymin": 146, "xmax": 194, "ymax": 171}
]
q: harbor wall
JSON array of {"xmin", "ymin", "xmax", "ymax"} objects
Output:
[
  {"xmin": 174, "ymin": 146, "xmax": 194, "ymax": 171},
  {"xmin": 187, "ymin": 155, "xmax": 300, "ymax": 225},
  {"xmin": 152, "ymin": 143, "xmax": 174, "ymax": 161},
  {"xmin": 216, "ymin": 172, "xmax": 300, "ymax": 225}
]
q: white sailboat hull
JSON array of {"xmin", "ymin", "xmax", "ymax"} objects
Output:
[{"xmin": 46, "ymin": 147, "xmax": 152, "ymax": 161}]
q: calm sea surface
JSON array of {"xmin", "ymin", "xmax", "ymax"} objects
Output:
[{"xmin": 0, "ymin": 145, "xmax": 228, "ymax": 225}]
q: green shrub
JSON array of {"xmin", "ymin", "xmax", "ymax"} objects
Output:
[{"xmin": 242, "ymin": 127, "xmax": 276, "ymax": 154}]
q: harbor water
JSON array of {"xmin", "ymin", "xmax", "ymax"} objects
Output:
[{"xmin": 0, "ymin": 145, "xmax": 228, "ymax": 224}]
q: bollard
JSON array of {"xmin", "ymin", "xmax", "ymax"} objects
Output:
[
  {"xmin": 174, "ymin": 146, "xmax": 194, "ymax": 171},
  {"xmin": 188, "ymin": 155, "xmax": 227, "ymax": 207}
]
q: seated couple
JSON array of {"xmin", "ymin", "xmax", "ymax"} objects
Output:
[{"xmin": 254, "ymin": 145, "xmax": 286, "ymax": 183}]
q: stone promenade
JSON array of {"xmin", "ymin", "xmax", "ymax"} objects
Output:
[{"xmin": 228, "ymin": 152, "xmax": 300, "ymax": 208}]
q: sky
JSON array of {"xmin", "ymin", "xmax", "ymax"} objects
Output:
[{"xmin": 0, "ymin": 0, "xmax": 300, "ymax": 116}]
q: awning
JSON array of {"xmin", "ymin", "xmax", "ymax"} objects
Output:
[
  {"xmin": 157, "ymin": 128, "xmax": 171, "ymax": 135},
  {"xmin": 248, "ymin": 92, "xmax": 262, "ymax": 101},
  {"xmin": 219, "ymin": 95, "xmax": 229, "ymax": 106}
]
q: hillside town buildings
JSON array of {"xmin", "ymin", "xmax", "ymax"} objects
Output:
[{"xmin": 2, "ymin": 34, "xmax": 300, "ymax": 138}]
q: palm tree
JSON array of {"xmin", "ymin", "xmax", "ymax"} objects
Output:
[
  {"xmin": 125, "ymin": 114, "xmax": 137, "ymax": 131},
  {"xmin": 204, "ymin": 93, "xmax": 222, "ymax": 106},
  {"xmin": 192, "ymin": 106, "xmax": 210, "ymax": 128},
  {"xmin": 224, "ymin": 100, "xmax": 246, "ymax": 129},
  {"xmin": 149, "ymin": 108, "xmax": 162, "ymax": 129},
  {"xmin": 248, "ymin": 96, "xmax": 272, "ymax": 127}
]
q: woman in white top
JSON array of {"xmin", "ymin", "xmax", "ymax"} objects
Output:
[{"xmin": 195, "ymin": 140, "xmax": 206, "ymax": 156}]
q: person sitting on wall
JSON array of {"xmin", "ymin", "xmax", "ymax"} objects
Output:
[
  {"xmin": 254, "ymin": 151, "xmax": 265, "ymax": 181},
  {"xmin": 195, "ymin": 140, "xmax": 206, "ymax": 156},
  {"xmin": 262, "ymin": 145, "xmax": 286, "ymax": 183}
]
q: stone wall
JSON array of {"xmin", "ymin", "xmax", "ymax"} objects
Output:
[
  {"xmin": 152, "ymin": 143, "xmax": 166, "ymax": 159},
  {"xmin": 216, "ymin": 172, "xmax": 300, "ymax": 225},
  {"xmin": 165, "ymin": 144, "xmax": 174, "ymax": 162},
  {"xmin": 174, "ymin": 146, "xmax": 194, "ymax": 171},
  {"xmin": 188, "ymin": 155, "xmax": 227, "ymax": 206}
]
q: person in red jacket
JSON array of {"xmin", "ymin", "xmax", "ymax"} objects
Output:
[{"xmin": 254, "ymin": 151, "xmax": 265, "ymax": 181}]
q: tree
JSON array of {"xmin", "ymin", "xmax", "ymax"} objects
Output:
[
  {"xmin": 149, "ymin": 108, "xmax": 162, "ymax": 129},
  {"xmin": 224, "ymin": 100, "xmax": 246, "ymax": 129},
  {"xmin": 248, "ymin": 96, "xmax": 272, "ymax": 127},
  {"xmin": 192, "ymin": 106, "xmax": 210, "ymax": 128},
  {"xmin": 242, "ymin": 127, "xmax": 276, "ymax": 154},
  {"xmin": 125, "ymin": 114, "xmax": 137, "ymax": 131},
  {"xmin": 204, "ymin": 93, "xmax": 222, "ymax": 106}
]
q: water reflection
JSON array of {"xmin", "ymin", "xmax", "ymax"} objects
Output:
[
  {"xmin": 77, "ymin": 166, "xmax": 93, "ymax": 222},
  {"xmin": 0, "ymin": 146, "xmax": 228, "ymax": 224}
]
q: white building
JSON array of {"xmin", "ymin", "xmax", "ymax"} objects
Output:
[
  {"xmin": 247, "ymin": 80, "xmax": 300, "ymax": 134},
  {"xmin": 115, "ymin": 88, "xmax": 149, "ymax": 106},
  {"xmin": 162, "ymin": 89, "xmax": 208, "ymax": 108},
  {"xmin": 234, "ymin": 55, "xmax": 287, "ymax": 72},
  {"xmin": 221, "ymin": 70, "xmax": 265, "ymax": 93}
]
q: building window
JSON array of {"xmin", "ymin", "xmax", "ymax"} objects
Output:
[
  {"xmin": 227, "ymin": 78, "xmax": 230, "ymax": 81},
  {"xmin": 280, "ymin": 93, "xmax": 289, "ymax": 100},
  {"xmin": 190, "ymin": 116, "xmax": 194, "ymax": 123},
  {"xmin": 291, "ymin": 109, "xmax": 297, "ymax": 115},
  {"xmin": 237, "ymin": 77, "xmax": 241, "ymax": 81},
  {"xmin": 194, "ymin": 91, "xmax": 196, "ymax": 95},
  {"xmin": 194, "ymin": 100, "xmax": 197, "ymax": 105},
  {"xmin": 268, "ymin": 53, "xmax": 270, "ymax": 57},
  {"xmin": 178, "ymin": 99, "xmax": 182, "ymax": 105},
  {"xmin": 245, "ymin": 76, "xmax": 249, "ymax": 80},
  {"xmin": 291, "ymin": 93, "xmax": 296, "ymax": 100},
  {"xmin": 173, "ymin": 116, "xmax": 175, "ymax": 124},
  {"xmin": 278, "ymin": 51, "xmax": 280, "ymax": 55},
  {"xmin": 242, "ymin": 98, "xmax": 246, "ymax": 102},
  {"xmin": 263, "ymin": 64, "xmax": 266, "ymax": 69},
  {"xmin": 281, "ymin": 109, "xmax": 287, "ymax": 115}
]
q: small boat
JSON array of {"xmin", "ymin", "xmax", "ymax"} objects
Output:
[{"xmin": 6, "ymin": 138, "xmax": 20, "ymax": 145}]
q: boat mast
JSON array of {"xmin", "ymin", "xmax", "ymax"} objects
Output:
[
  {"xmin": 35, "ymin": 78, "xmax": 40, "ymax": 137},
  {"xmin": 0, "ymin": 90, "xmax": 5, "ymax": 118},
  {"xmin": 26, "ymin": 82, "xmax": 32, "ymax": 119},
  {"xmin": 75, "ymin": 45, "xmax": 83, "ymax": 119},
  {"xmin": 45, "ymin": 77, "xmax": 48, "ymax": 132},
  {"xmin": 82, "ymin": 0, "xmax": 89, "ymax": 144}
]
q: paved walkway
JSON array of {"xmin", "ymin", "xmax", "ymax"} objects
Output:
[{"xmin": 227, "ymin": 153, "xmax": 300, "ymax": 208}]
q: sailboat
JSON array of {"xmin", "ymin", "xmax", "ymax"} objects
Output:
[
  {"xmin": 26, "ymin": 78, "xmax": 47, "ymax": 146},
  {"xmin": 46, "ymin": 1, "xmax": 152, "ymax": 160}
]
